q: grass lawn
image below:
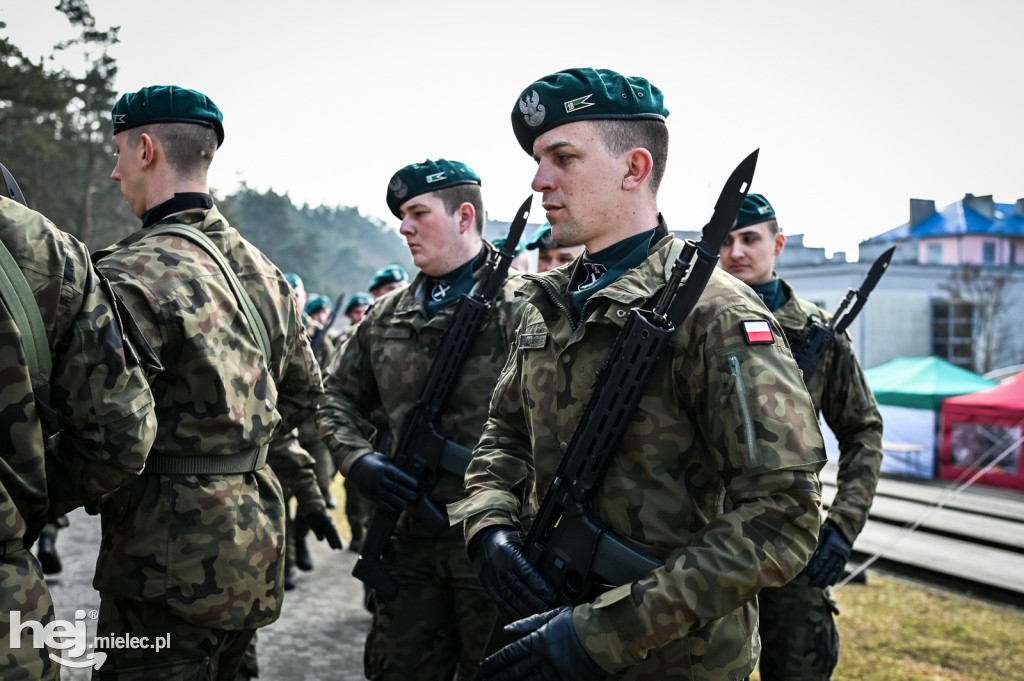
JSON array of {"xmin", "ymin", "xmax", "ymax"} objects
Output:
[{"xmin": 752, "ymin": 571, "xmax": 1024, "ymax": 680}]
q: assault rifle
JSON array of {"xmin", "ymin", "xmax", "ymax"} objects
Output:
[
  {"xmin": 792, "ymin": 245, "xmax": 895, "ymax": 382},
  {"xmin": 352, "ymin": 195, "xmax": 533, "ymax": 600},
  {"xmin": 517, "ymin": 150, "xmax": 758, "ymax": 609},
  {"xmin": 310, "ymin": 291, "xmax": 346, "ymax": 354}
]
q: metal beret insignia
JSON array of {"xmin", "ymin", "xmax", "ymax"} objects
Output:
[
  {"xmin": 519, "ymin": 90, "xmax": 546, "ymax": 128},
  {"xmin": 388, "ymin": 176, "xmax": 408, "ymax": 200}
]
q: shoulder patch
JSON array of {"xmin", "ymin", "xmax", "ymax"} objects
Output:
[
  {"xmin": 518, "ymin": 332, "xmax": 547, "ymax": 350},
  {"xmin": 742, "ymin": 320, "xmax": 775, "ymax": 345}
]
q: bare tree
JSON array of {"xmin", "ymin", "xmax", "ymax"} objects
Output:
[{"xmin": 939, "ymin": 264, "xmax": 1013, "ymax": 374}]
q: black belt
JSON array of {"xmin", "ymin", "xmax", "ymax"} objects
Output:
[
  {"xmin": 0, "ymin": 538, "xmax": 26, "ymax": 557},
  {"xmin": 142, "ymin": 444, "xmax": 269, "ymax": 475}
]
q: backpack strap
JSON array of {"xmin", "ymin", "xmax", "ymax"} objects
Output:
[
  {"xmin": 147, "ymin": 225, "xmax": 272, "ymax": 363},
  {"xmin": 0, "ymin": 240, "xmax": 51, "ymax": 388}
]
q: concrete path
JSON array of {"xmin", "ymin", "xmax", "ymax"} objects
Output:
[{"xmin": 43, "ymin": 506, "xmax": 370, "ymax": 681}]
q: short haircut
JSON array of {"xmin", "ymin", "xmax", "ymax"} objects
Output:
[
  {"xmin": 125, "ymin": 122, "xmax": 217, "ymax": 179},
  {"xmin": 436, "ymin": 183, "xmax": 485, "ymax": 234},
  {"xmin": 761, "ymin": 218, "xmax": 780, "ymax": 235},
  {"xmin": 594, "ymin": 119, "xmax": 669, "ymax": 197}
]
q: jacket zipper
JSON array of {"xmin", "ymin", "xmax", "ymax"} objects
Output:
[{"xmin": 728, "ymin": 355, "xmax": 759, "ymax": 467}]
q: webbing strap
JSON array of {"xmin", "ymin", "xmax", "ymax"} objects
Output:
[
  {"xmin": 0, "ymin": 537, "xmax": 27, "ymax": 558},
  {"xmin": 0, "ymin": 241, "xmax": 51, "ymax": 388},
  {"xmin": 147, "ymin": 225, "xmax": 272, "ymax": 363},
  {"xmin": 142, "ymin": 444, "xmax": 269, "ymax": 476}
]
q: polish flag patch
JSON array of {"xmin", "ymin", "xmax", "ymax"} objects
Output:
[{"xmin": 742, "ymin": 320, "xmax": 775, "ymax": 344}]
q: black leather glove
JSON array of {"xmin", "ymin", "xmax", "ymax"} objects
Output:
[
  {"xmin": 803, "ymin": 521, "xmax": 853, "ymax": 588},
  {"xmin": 473, "ymin": 528, "xmax": 558, "ymax": 622},
  {"xmin": 305, "ymin": 508, "xmax": 343, "ymax": 550},
  {"xmin": 346, "ymin": 452, "xmax": 418, "ymax": 514},
  {"xmin": 481, "ymin": 606, "xmax": 607, "ymax": 681}
]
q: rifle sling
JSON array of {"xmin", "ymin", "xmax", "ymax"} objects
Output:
[
  {"xmin": 0, "ymin": 240, "xmax": 51, "ymax": 389},
  {"xmin": 147, "ymin": 225, "xmax": 272, "ymax": 363},
  {"xmin": 592, "ymin": 527, "xmax": 663, "ymax": 587},
  {"xmin": 438, "ymin": 439, "xmax": 473, "ymax": 476}
]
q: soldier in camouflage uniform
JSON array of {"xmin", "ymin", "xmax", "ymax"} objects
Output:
[
  {"xmin": 523, "ymin": 222, "xmax": 585, "ymax": 273},
  {"xmin": 339, "ymin": 268, "xmax": 410, "ymax": 553},
  {"xmin": 448, "ymin": 68, "xmax": 825, "ymax": 681},
  {"xmin": 720, "ymin": 193, "xmax": 884, "ymax": 681},
  {"xmin": 0, "ymin": 174, "xmax": 156, "ymax": 679},
  {"xmin": 93, "ymin": 86, "xmax": 323, "ymax": 680},
  {"xmin": 317, "ymin": 159, "xmax": 526, "ymax": 680}
]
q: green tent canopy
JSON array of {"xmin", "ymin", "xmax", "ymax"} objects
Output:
[{"xmin": 864, "ymin": 356, "xmax": 997, "ymax": 410}]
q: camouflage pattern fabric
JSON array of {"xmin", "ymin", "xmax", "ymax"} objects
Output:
[
  {"xmin": 317, "ymin": 241, "xmax": 525, "ymax": 677},
  {"xmin": 268, "ymin": 428, "xmax": 324, "ymax": 515},
  {"xmin": 0, "ymin": 197, "xmax": 156, "ymax": 678},
  {"xmin": 93, "ymin": 205, "xmax": 323, "ymax": 633},
  {"xmin": 755, "ymin": 278, "xmax": 883, "ymax": 681},
  {"xmin": 364, "ymin": 536, "xmax": 494, "ymax": 681},
  {"xmin": 93, "ymin": 595, "xmax": 255, "ymax": 681},
  {"xmin": 757, "ymin": 573, "xmax": 839, "ymax": 681},
  {"xmin": 450, "ymin": 230, "xmax": 826, "ymax": 680},
  {"xmin": 297, "ymin": 313, "xmax": 341, "ymax": 499}
]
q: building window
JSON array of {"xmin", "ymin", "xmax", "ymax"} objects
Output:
[
  {"xmin": 927, "ymin": 244, "xmax": 942, "ymax": 264},
  {"xmin": 931, "ymin": 298, "xmax": 974, "ymax": 369},
  {"xmin": 983, "ymin": 241, "xmax": 996, "ymax": 264},
  {"xmin": 1011, "ymin": 242, "xmax": 1017, "ymax": 266}
]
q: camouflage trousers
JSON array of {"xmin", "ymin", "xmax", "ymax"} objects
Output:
[
  {"xmin": 365, "ymin": 534, "xmax": 496, "ymax": 681},
  {"xmin": 756, "ymin": 573, "xmax": 840, "ymax": 681},
  {"xmin": 1, "ymin": 549, "xmax": 58, "ymax": 681},
  {"xmin": 92, "ymin": 595, "xmax": 255, "ymax": 681}
]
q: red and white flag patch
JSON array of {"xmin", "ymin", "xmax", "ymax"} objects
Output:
[{"xmin": 742, "ymin": 320, "xmax": 775, "ymax": 344}]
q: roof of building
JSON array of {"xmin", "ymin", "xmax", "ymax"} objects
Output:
[{"xmin": 866, "ymin": 195, "xmax": 1024, "ymax": 244}]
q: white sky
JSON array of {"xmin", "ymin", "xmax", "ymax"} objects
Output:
[{"xmin": 4, "ymin": 0, "xmax": 1023, "ymax": 259}]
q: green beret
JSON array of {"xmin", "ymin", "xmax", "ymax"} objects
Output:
[
  {"xmin": 386, "ymin": 158, "xmax": 481, "ymax": 218},
  {"xmin": 733, "ymin": 193, "xmax": 776, "ymax": 230},
  {"xmin": 345, "ymin": 293, "xmax": 372, "ymax": 315},
  {"xmin": 511, "ymin": 68, "xmax": 668, "ymax": 154},
  {"xmin": 305, "ymin": 294, "xmax": 331, "ymax": 316},
  {"xmin": 369, "ymin": 264, "xmax": 409, "ymax": 291},
  {"xmin": 524, "ymin": 223, "xmax": 566, "ymax": 251},
  {"xmin": 112, "ymin": 85, "xmax": 225, "ymax": 148},
  {"xmin": 284, "ymin": 272, "xmax": 303, "ymax": 289},
  {"xmin": 491, "ymin": 235, "xmax": 525, "ymax": 255}
]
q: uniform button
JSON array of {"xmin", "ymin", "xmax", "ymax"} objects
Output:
[
  {"xmin": 561, "ymin": 354, "xmax": 571, "ymax": 364},
  {"xmin": 560, "ymin": 442, "xmax": 568, "ymax": 453}
]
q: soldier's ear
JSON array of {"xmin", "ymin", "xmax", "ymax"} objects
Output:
[
  {"xmin": 774, "ymin": 232, "xmax": 786, "ymax": 256},
  {"xmin": 456, "ymin": 202, "xmax": 475, "ymax": 234},
  {"xmin": 139, "ymin": 133, "xmax": 156, "ymax": 168},
  {"xmin": 622, "ymin": 148, "xmax": 653, "ymax": 191}
]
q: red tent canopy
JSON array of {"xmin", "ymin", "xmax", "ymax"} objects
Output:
[{"xmin": 939, "ymin": 372, "xmax": 1024, "ymax": 491}]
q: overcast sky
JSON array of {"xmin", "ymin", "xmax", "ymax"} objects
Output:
[{"xmin": 5, "ymin": 0, "xmax": 1022, "ymax": 258}]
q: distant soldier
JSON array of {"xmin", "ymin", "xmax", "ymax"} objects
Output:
[
  {"xmin": 0, "ymin": 165, "xmax": 156, "ymax": 680},
  {"xmin": 94, "ymin": 85, "xmax": 323, "ymax": 679},
  {"xmin": 368, "ymin": 264, "xmax": 410, "ymax": 300},
  {"xmin": 523, "ymin": 221, "xmax": 585, "ymax": 272},
  {"xmin": 720, "ymin": 193, "xmax": 884, "ymax": 681},
  {"xmin": 317, "ymin": 158, "xmax": 527, "ymax": 679}
]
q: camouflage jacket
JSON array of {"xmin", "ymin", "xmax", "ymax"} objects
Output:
[
  {"xmin": 449, "ymin": 232, "xmax": 825, "ymax": 678},
  {"xmin": 317, "ymin": 242, "xmax": 527, "ymax": 538},
  {"xmin": 93, "ymin": 205, "xmax": 323, "ymax": 630},
  {"xmin": 772, "ymin": 278, "xmax": 883, "ymax": 543},
  {"xmin": 0, "ymin": 196, "xmax": 156, "ymax": 547}
]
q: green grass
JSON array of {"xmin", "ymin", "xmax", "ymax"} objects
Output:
[{"xmin": 753, "ymin": 572, "xmax": 1024, "ymax": 680}]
